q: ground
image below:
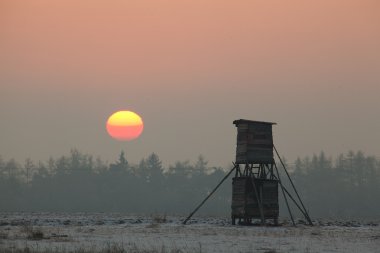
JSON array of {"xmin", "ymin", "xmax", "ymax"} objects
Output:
[{"xmin": 0, "ymin": 213, "xmax": 379, "ymax": 253}]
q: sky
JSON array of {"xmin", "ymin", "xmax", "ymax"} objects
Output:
[{"xmin": 1, "ymin": 0, "xmax": 379, "ymax": 167}]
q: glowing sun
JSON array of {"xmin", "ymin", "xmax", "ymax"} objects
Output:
[{"xmin": 106, "ymin": 111, "xmax": 144, "ymax": 141}]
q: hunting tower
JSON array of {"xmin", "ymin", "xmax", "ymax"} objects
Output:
[
  {"xmin": 183, "ymin": 119, "xmax": 312, "ymax": 226},
  {"xmin": 231, "ymin": 119, "xmax": 279, "ymax": 225}
]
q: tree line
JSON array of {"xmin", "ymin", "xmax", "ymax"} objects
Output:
[{"xmin": 0, "ymin": 150, "xmax": 379, "ymax": 218}]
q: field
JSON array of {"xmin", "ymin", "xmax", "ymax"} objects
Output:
[{"xmin": 0, "ymin": 213, "xmax": 379, "ymax": 253}]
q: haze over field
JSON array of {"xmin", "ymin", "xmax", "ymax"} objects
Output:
[{"xmin": 1, "ymin": 0, "xmax": 380, "ymax": 167}]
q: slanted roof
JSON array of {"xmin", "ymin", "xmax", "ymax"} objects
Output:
[{"xmin": 233, "ymin": 119, "xmax": 277, "ymax": 126}]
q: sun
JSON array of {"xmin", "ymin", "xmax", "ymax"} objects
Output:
[{"xmin": 106, "ymin": 111, "xmax": 144, "ymax": 141}]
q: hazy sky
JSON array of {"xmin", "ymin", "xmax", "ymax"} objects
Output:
[{"xmin": 1, "ymin": 0, "xmax": 379, "ymax": 167}]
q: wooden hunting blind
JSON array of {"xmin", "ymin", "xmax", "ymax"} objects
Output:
[
  {"xmin": 232, "ymin": 120, "xmax": 279, "ymax": 225},
  {"xmin": 234, "ymin": 119, "xmax": 275, "ymax": 164},
  {"xmin": 183, "ymin": 119, "xmax": 312, "ymax": 226}
]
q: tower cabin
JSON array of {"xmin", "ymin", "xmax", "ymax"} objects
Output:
[{"xmin": 231, "ymin": 119, "xmax": 279, "ymax": 225}]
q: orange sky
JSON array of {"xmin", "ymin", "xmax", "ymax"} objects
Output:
[{"xmin": 1, "ymin": 0, "xmax": 379, "ymax": 166}]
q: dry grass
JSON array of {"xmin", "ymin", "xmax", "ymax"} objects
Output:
[
  {"xmin": 0, "ymin": 231, "xmax": 9, "ymax": 239},
  {"xmin": 152, "ymin": 214, "xmax": 167, "ymax": 224},
  {"xmin": 20, "ymin": 223, "xmax": 44, "ymax": 240},
  {"xmin": 0, "ymin": 244, "xmax": 202, "ymax": 253},
  {"xmin": 146, "ymin": 214, "xmax": 168, "ymax": 228}
]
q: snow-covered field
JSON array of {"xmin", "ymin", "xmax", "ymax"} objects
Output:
[{"xmin": 0, "ymin": 213, "xmax": 379, "ymax": 253}]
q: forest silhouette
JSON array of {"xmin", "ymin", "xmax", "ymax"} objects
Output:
[{"xmin": 0, "ymin": 150, "xmax": 379, "ymax": 219}]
